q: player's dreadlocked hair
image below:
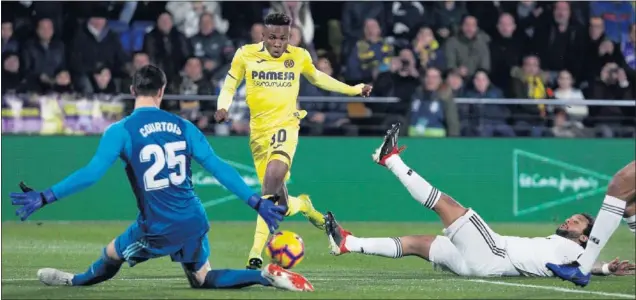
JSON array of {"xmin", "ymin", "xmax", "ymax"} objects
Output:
[
  {"xmin": 264, "ymin": 13, "xmax": 292, "ymax": 26},
  {"xmin": 580, "ymin": 213, "xmax": 595, "ymax": 248}
]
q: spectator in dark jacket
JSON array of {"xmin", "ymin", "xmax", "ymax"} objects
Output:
[
  {"xmin": 49, "ymin": 68, "xmax": 75, "ymax": 95},
  {"xmin": 531, "ymin": 1, "xmax": 586, "ymax": 81},
  {"xmin": 343, "ymin": 18, "xmax": 393, "ymax": 84},
  {"xmin": 372, "ymin": 50, "xmax": 420, "ymax": 116},
  {"xmin": 69, "ymin": 12, "xmax": 130, "ymax": 93},
  {"xmin": 1, "ymin": 20, "xmax": 19, "ymax": 54},
  {"xmin": 444, "ymin": 15, "xmax": 491, "ymax": 78},
  {"xmin": 21, "ymin": 18, "xmax": 66, "ymax": 93},
  {"xmin": 2, "ymin": 52, "xmax": 27, "ymax": 94},
  {"xmin": 582, "ymin": 17, "xmax": 628, "ymax": 87},
  {"xmin": 432, "ymin": 1, "xmax": 467, "ymax": 40},
  {"xmin": 587, "ymin": 63, "xmax": 635, "ymax": 137},
  {"xmin": 143, "ymin": 11, "xmax": 192, "ymax": 84},
  {"xmin": 90, "ymin": 65, "xmax": 118, "ymax": 94},
  {"xmin": 190, "ymin": 12, "xmax": 235, "ymax": 80},
  {"xmin": 408, "ymin": 67, "xmax": 460, "ymax": 137},
  {"xmin": 464, "ymin": 70, "xmax": 515, "ymax": 137},
  {"xmin": 590, "ymin": 1, "xmax": 635, "ymax": 43},
  {"xmin": 389, "ymin": 1, "xmax": 429, "ymax": 44},
  {"xmin": 506, "ymin": 0, "xmax": 546, "ymax": 39},
  {"xmin": 166, "ymin": 57, "xmax": 215, "ymax": 131},
  {"xmin": 299, "ymin": 56, "xmax": 356, "ymax": 136},
  {"xmin": 489, "ymin": 13, "xmax": 528, "ymax": 97},
  {"xmin": 622, "ymin": 24, "xmax": 636, "ymax": 72}
]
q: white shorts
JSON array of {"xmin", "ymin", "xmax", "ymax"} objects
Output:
[{"xmin": 429, "ymin": 209, "xmax": 520, "ymax": 277}]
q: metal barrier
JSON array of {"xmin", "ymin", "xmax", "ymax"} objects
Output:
[
  {"xmin": 112, "ymin": 94, "xmax": 401, "ymax": 103},
  {"xmin": 454, "ymin": 98, "xmax": 635, "ymax": 106}
]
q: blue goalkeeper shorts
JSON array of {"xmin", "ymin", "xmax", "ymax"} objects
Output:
[{"xmin": 114, "ymin": 221, "xmax": 209, "ymax": 271}]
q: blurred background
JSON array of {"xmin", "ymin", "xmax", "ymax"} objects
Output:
[{"xmin": 1, "ymin": 0, "xmax": 635, "ymax": 137}]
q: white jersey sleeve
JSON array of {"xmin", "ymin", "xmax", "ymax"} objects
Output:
[{"xmin": 503, "ymin": 234, "xmax": 584, "ymax": 277}]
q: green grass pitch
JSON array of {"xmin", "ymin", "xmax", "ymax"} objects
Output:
[{"xmin": 2, "ymin": 221, "xmax": 634, "ymax": 299}]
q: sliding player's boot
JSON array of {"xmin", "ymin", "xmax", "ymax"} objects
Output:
[
  {"xmin": 372, "ymin": 123, "xmax": 406, "ymax": 166},
  {"xmin": 325, "ymin": 211, "xmax": 352, "ymax": 256},
  {"xmin": 37, "ymin": 268, "xmax": 73, "ymax": 286},
  {"xmin": 546, "ymin": 262, "xmax": 591, "ymax": 287},
  {"xmin": 298, "ymin": 194, "xmax": 326, "ymax": 230},
  {"xmin": 246, "ymin": 257, "xmax": 263, "ymax": 270},
  {"xmin": 261, "ymin": 263, "xmax": 314, "ymax": 292}
]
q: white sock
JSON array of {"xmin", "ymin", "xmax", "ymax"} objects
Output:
[
  {"xmin": 385, "ymin": 155, "xmax": 441, "ymax": 210},
  {"xmin": 625, "ymin": 214, "xmax": 636, "ymax": 234},
  {"xmin": 345, "ymin": 236, "xmax": 403, "ymax": 258},
  {"xmin": 577, "ymin": 195, "xmax": 626, "ymax": 274}
]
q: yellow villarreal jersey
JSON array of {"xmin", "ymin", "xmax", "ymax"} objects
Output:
[{"xmin": 227, "ymin": 43, "xmax": 310, "ymax": 131}]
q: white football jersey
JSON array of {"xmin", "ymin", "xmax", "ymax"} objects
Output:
[{"xmin": 502, "ymin": 234, "xmax": 584, "ymax": 277}]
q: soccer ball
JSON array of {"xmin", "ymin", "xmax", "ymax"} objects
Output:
[{"xmin": 265, "ymin": 230, "xmax": 305, "ymax": 269}]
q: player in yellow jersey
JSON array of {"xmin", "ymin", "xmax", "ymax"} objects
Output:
[{"xmin": 214, "ymin": 13, "xmax": 372, "ymax": 269}]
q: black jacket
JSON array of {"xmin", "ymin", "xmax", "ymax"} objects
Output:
[
  {"xmin": 70, "ymin": 25, "xmax": 129, "ymax": 77},
  {"xmin": 21, "ymin": 39, "xmax": 66, "ymax": 80}
]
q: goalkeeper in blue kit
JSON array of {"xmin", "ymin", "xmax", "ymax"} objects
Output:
[{"xmin": 9, "ymin": 65, "xmax": 314, "ymax": 292}]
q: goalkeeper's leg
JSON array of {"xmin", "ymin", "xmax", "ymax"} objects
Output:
[{"xmin": 37, "ymin": 239, "xmax": 123, "ymax": 286}]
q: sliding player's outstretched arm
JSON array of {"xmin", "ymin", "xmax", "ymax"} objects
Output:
[
  {"xmin": 300, "ymin": 49, "xmax": 372, "ymax": 97},
  {"xmin": 214, "ymin": 47, "xmax": 246, "ymax": 122},
  {"xmin": 590, "ymin": 258, "xmax": 635, "ymax": 276},
  {"xmin": 10, "ymin": 122, "xmax": 127, "ymax": 221},
  {"xmin": 186, "ymin": 122, "xmax": 285, "ymax": 233}
]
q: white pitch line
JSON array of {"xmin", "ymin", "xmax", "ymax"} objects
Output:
[
  {"xmin": 464, "ymin": 279, "xmax": 635, "ymax": 299},
  {"xmin": 0, "ymin": 278, "xmax": 443, "ymax": 283}
]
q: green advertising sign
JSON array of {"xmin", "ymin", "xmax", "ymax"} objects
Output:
[{"xmin": 1, "ymin": 136, "xmax": 633, "ymax": 222}]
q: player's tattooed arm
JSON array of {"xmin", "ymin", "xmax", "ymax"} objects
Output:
[{"xmin": 590, "ymin": 258, "xmax": 636, "ymax": 276}]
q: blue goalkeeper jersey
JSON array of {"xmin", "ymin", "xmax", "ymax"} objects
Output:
[{"xmin": 49, "ymin": 106, "xmax": 256, "ymax": 245}]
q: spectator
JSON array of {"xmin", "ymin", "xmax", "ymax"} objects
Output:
[
  {"xmin": 143, "ymin": 12, "xmax": 192, "ymax": 84},
  {"xmin": 121, "ymin": 52, "xmax": 151, "ymax": 93},
  {"xmin": 222, "ymin": 1, "xmax": 270, "ymax": 42},
  {"xmin": 389, "ymin": 1, "xmax": 429, "ymax": 45},
  {"xmin": 510, "ymin": 55, "xmax": 551, "ymax": 137},
  {"xmin": 466, "ymin": 1, "xmax": 504, "ymax": 38},
  {"xmin": 341, "ymin": 2, "xmax": 390, "ymax": 62},
  {"xmin": 620, "ymin": 24, "xmax": 635, "ymax": 71},
  {"xmin": 372, "ymin": 50, "xmax": 420, "ymax": 115},
  {"xmin": 446, "ymin": 69, "xmax": 465, "ymax": 97},
  {"xmin": 490, "ymin": 13, "xmax": 528, "ymax": 97},
  {"xmin": 167, "ymin": 57, "xmax": 215, "ymax": 130},
  {"xmin": 463, "ymin": 70, "xmax": 515, "ymax": 137},
  {"xmin": 90, "ymin": 65, "xmax": 117, "ymax": 94},
  {"xmin": 587, "ymin": 63, "xmax": 635, "ymax": 137},
  {"xmin": 532, "ymin": 1, "xmax": 586, "ymax": 81},
  {"xmin": 269, "ymin": 1, "xmax": 314, "ymax": 46},
  {"xmin": 408, "ymin": 67, "xmax": 460, "ymax": 137},
  {"xmin": 432, "ymin": 1, "xmax": 467, "ymax": 40},
  {"xmin": 343, "ymin": 18, "xmax": 393, "ymax": 85},
  {"xmin": 1, "ymin": 20, "xmax": 19, "ymax": 53},
  {"xmin": 2, "ymin": 52, "xmax": 27, "ymax": 94},
  {"xmin": 508, "ymin": 0, "xmax": 545, "ymax": 38},
  {"xmin": 167, "ymin": 1, "xmax": 229, "ymax": 38},
  {"xmin": 583, "ymin": 17, "xmax": 627, "ymax": 86},
  {"xmin": 554, "ymin": 70, "xmax": 588, "ymax": 121},
  {"xmin": 412, "ymin": 27, "xmax": 445, "ymax": 71},
  {"xmin": 50, "ymin": 69, "xmax": 75, "ymax": 95},
  {"xmin": 216, "ymin": 73, "xmax": 249, "ymax": 136},
  {"xmin": 551, "ymin": 107, "xmax": 589, "ymax": 138},
  {"xmin": 444, "ymin": 15, "xmax": 491, "ymax": 78},
  {"xmin": 299, "ymin": 56, "xmax": 356, "ymax": 136},
  {"xmin": 21, "ymin": 18, "xmax": 66, "ymax": 94},
  {"xmin": 236, "ymin": 23, "xmax": 265, "ymax": 48},
  {"xmin": 69, "ymin": 11, "xmax": 130, "ymax": 94},
  {"xmin": 289, "ymin": 25, "xmax": 318, "ymax": 62},
  {"xmin": 590, "ymin": 1, "xmax": 635, "ymax": 43},
  {"xmin": 127, "ymin": 1, "xmax": 168, "ymax": 23},
  {"xmin": 190, "ymin": 12, "xmax": 235, "ymax": 80}
]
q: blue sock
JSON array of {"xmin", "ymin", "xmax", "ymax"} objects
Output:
[
  {"xmin": 200, "ymin": 269, "xmax": 271, "ymax": 289},
  {"xmin": 71, "ymin": 248, "xmax": 122, "ymax": 286}
]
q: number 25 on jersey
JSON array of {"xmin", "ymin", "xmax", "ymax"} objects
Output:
[{"xmin": 140, "ymin": 141, "xmax": 186, "ymax": 191}]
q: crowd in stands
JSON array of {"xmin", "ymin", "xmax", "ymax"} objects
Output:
[{"xmin": 1, "ymin": 1, "xmax": 635, "ymax": 137}]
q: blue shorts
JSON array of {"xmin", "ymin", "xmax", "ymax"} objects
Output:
[{"xmin": 114, "ymin": 222, "xmax": 209, "ymax": 271}]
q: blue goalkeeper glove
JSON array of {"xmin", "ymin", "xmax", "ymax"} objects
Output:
[
  {"xmin": 247, "ymin": 194, "xmax": 287, "ymax": 233},
  {"xmin": 10, "ymin": 182, "xmax": 57, "ymax": 221}
]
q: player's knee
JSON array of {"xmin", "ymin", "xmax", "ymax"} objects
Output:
[
  {"xmin": 608, "ymin": 162, "xmax": 636, "ymax": 200},
  {"xmin": 265, "ymin": 160, "xmax": 288, "ymax": 179},
  {"xmin": 400, "ymin": 235, "xmax": 435, "ymax": 259},
  {"xmin": 105, "ymin": 239, "xmax": 122, "ymax": 261},
  {"xmin": 182, "ymin": 262, "xmax": 208, "ymax": 288}
]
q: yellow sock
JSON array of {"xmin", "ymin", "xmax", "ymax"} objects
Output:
[
  {"xmin": 248, "ymin": 215, "xmax": 270, "ymax": 260},
  {"xmin": 297, "ymin": 194, "xmax": 326, "ymax": 230},
  {"xmin": 286, "ymin": 196, "xmax": 305, "ymax": 216}
]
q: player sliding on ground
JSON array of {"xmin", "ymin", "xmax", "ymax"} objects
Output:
[
  {"xmin": 214, "ymin": 12, "xmax": 372, "ymax": 270},
  {"xmin": 547, "ymin": 161, "xmax": 635, "ymax": 287},
  {"xmin": 9, "ymin": 65, "xmax": 314, "ymax": 292},
  {"xmin": 325, "ymin": 123, "xmax": 635, "ymax": 279}
]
